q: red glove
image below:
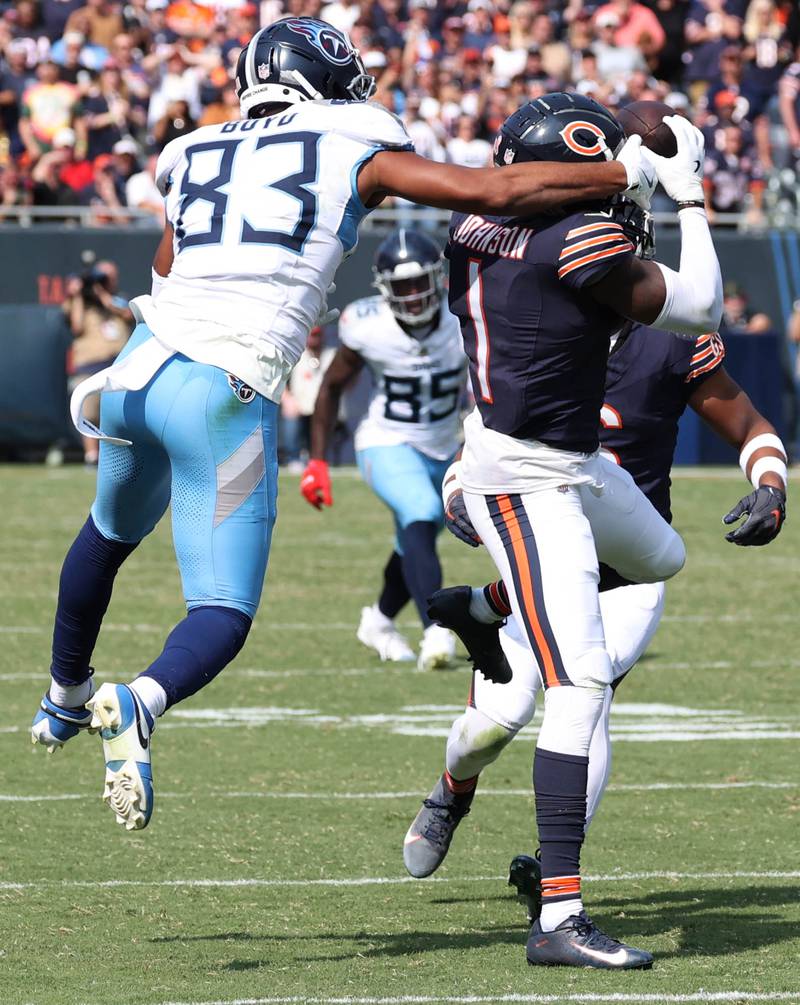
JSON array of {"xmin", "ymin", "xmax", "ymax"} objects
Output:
[{"xmin": 300, "ymin": 458, "xmax": 333, "ymax": 509}]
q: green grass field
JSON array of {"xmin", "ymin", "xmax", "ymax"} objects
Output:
[{"xmin": 1, "ymin": 464, "xmax": 799, "ymax": 1005}]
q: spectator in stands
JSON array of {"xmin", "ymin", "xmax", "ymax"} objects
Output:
[
  {"xmin": 704, "ymin": 123, "xmax": 766, "ymax": 223},
  {"xmin": 0, "ymin": 40, "xmax": 33, "ymax": 157},
  {"xmin": 51, "ymin": 32, "xmax": 96, "ymax": 85},
  {"xmin": 111, "ymin": 136, "xmax": 160, "ymax": 221},
  {"xmin": 152, "ymin": 96, "xmax": 194, "ymax": 150},
  {"xmin": 593, "ymin": 9, "xmax": 647, "ymax": 82},
  {"xmin": 446, "ymin": 113, "xmax": 492, "ymax": 167},
  {"xmin": 593, "ymin": 0, "xmax": 666, "ymax": 55},
  {"xmin": 62, "ymin": 257, "xmax": 133, "ymax": 464},
  {"xmin": 684, "ymin": 0, "xmax": 744, "ymax": 105},
  {"xmin": 83, "ymin": 61, "xmax": 142, "ymax": 159},
  {"xmin": 720, "ymin": 278, "xmax": 773, "ymax": 331},
  {"xmin": 31, "ymin": 125, "xmax": 92, "ymax": 203},
  {"xmin": 741, "ymin": 0, "xmax": 792, "ymax": 168},
  {"xmin": 19, "ymin": 57, "xmax": 85, "ymax": 161},
  {"xmin": 64, "ymin": 0, "xmax": 125, "ymax": 49},
  {"xmin": 778, "ymin": 45, "xmax": 800, "ymax": 163},
  {"xmin": 280, "ymin": 326, "xmax": 336, "ymax": 472},
  {"xmin": 0, "ymin": 162, "xmax": 32, "ymax": 220}
]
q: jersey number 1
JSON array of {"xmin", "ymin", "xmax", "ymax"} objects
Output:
[
  {"xmin": 177, "ymin": 132, "xmax": 319, "ymax": 253},
  {"xmin": 466, "ymin": 259, "xmax": 493, "ymax": 403}
]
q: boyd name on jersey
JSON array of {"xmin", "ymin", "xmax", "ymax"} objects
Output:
[{"xmin": 338, "ymin": 295, "xmax": 467, "ymax": 460}]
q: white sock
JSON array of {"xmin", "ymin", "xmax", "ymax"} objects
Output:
[
  {"xmin": 469, "ymin": 587, "xmax": 501, "ymax": 624},
  {"xmin": 130, "ymin": 676, "xmax": 168, "ymax": 721},
  {"xmin": 540, "ymin": 897, "xmax": 584, "ymax": 931},
  {"xmin": 49, "ymin": 676, "xmax": 94, "ymax": 708}
]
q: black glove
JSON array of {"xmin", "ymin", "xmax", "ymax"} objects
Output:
[
  {"xmin": 445, "ymin": 488, "xmax": 481, "ymax": 548},
  {"xmin": 723, "ymin": 485, "xmax": 786, "ymax": 546}
]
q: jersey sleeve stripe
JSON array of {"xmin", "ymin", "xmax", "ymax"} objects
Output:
[
  {"xmin": 559, "ymin": 232, "xmax": 634, "ymax": 260},
  {"xmin": 566, "ymin": 221, "xmax": 625, "ymax": 239},
  {"xmin": 690, "ymin": 345, "xmax": 718, "ymax": 365},
  {"xmin": 685, "ymin": 356, "xmax": 724, "ymax": 382},
  {"xmin": 557, "ymin": 241, "xmax": 633, "ymax": 278}
]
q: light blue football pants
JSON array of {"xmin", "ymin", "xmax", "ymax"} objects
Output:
[
  {"xmin": 356, "ymin": 443, "xmax": 454, "ymax": 549},
  {"xmin": 91, "ymin": 324, "xmax": 278, "ymax": 618}
]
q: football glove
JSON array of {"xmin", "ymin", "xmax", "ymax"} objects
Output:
[
  {"xmin": 445, "ymin": 487, "xmax": 481, "ymax": 548},
  {"xmin": 317, "ymin": 282, "xmax": 340, "ymax": 326},
  {"xmin": 723, "ymin": 485, "xmax": 786, "ymax": 546},
  {"xmin": 300, "ymin": 458, "xmax": 333, "ymax": 509},
  {"xmin": 615, "ymin": 134, "xmax": 657, "ymax": 211},
  {"xmin": 647, "ymin": 115, "xmax": 705, "ymax": 203}
]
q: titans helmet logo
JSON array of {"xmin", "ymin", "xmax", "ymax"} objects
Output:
[{"xmin": 285, "ymin": 18, "xmax": 353, "ymax": 65}]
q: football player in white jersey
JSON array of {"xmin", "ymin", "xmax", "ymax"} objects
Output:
[
  {"xmin": 301, "ymin": 228, "xmax": 467, "ymax": 671},
  {"xmin": 29, "ymin": 16, "xmax": 658, "ymax": 832}
]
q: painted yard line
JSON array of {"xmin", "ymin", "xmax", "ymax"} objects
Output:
[
  {"xmin": 137, "ymin": 994, "xmax": 800, "ymax": 1005},
  {"xmin": 1, "ymin": 780, "xmax": 795, "ymax": 804},
  {"xmin": 2, "ymin": 870, "xmax": 800, "ymax": 891}
]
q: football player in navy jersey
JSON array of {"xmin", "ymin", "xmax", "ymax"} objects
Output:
[{"xmin": 404, "ymin": 93, "xmax": 729, "ymax": 971}]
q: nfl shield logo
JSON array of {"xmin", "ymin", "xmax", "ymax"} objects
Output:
[{"xmin": 257, "ymin": 62, "xmax": 269, "ymax": 80}]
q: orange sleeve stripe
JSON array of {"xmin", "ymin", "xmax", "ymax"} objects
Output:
[
  {"xmin": 686, "ymin": 356, "xmax": 724, "ymax": 382},
  {"xmin": 566, "ymin": 221, "xmax": 625, "ymax": 239},
  {"xmin": 557, "ymin": 242, "xmax": 633, "ymax": 279},
  {"xmin": 495, "ymin": 495, "xmax": 561, "ymax": 689},
  {"xmin": 690, "ymin": 345, "xmax": 718, "ymax": 365},
  {"xmin": 559, "ymin": 232, "xmax": 632, "ymax": 260}
]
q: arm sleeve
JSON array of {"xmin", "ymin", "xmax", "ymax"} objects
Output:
[
  {"xmin": 652, "ymin": 207, "xmax": 724, "ymax": 336},
  {"xmin": 684, "ymin": 331, "xmax": 726, "ymax": 389},
  {"xmin": 556, "ymin": 216, "xmax": 635, "ymax": 290},
  {"xmin": 336, "ymin": 304, "xmax": 364, "ymax": 352}
]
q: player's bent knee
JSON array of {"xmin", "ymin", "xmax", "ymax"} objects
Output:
[
  {"xmin": 568, "ymin": 646, "xmax": 614, "ymax": 689},
  {"xmin": 653, "ymin": 530, "xmax": 686, "ymax": 581}
]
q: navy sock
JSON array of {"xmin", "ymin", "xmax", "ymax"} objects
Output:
[
  {"xmin": 378, "ymin": 550, "xmax": 410, "ymax": 620},
  {"xmin": 50, "ymin": 516, "xmax": 139, "ymax": 686},
  {"xmin": 398, "ymin": 520, "xmax": 441, "ymax": 628},
  {"xmin": 140, "ymin": 605, "xmax": 251, "ymax": 709},
  {"xmin": 534, "ymin": 747, "xmax": 588, "ymax": 900}
]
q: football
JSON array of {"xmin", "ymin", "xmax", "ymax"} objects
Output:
[{"xmin": 617, "ymin": 100, "xmax": 678, "ymax": 157}]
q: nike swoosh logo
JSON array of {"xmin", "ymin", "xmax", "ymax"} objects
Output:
[
  {"xmin": 404, "ymin": 833, "xmax": 423, "ymax": 845},
  {"xmin": 132, "ymin": 696, "xmax": 149, "ymax": 750},
  {"xmin": 693, "ymin": 159, "xmax": 701, "ymax": 173},
  {"xmin": 771, "ymin": 508, "xmax": 781, "ymax": 528},
  {"xmin": 575, "ymin": 944, "xmax": 630, "ymax": 965}
]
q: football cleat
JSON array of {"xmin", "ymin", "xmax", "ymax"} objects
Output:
[
  {"xmin": 31, "ymin": 682, "xmax": 97, "ymax": 753},
  {"xmin": 526, "ymin": 911, "xmax": 653, "ymax": 970},
  {"xmin": 427, "ymin": 586, "xmax": 512, "ymax": 683},
  {"xmin": 508, "ymin": 852, "xmax": 543, "ymax": 924},
  {"xmin": 357, "ymin": 605, "xmax": 415, "ymax": 662},
  {"xmin": 417, "ymin": 622, "xmax": 456, "ymax": 672},
  {"xmin": 403, "ymin": 773, "xmax": 474, "ymax": 877},
  {"xmin": 87, "ymin": 683, "xmax": 154, "ymax": 831}
]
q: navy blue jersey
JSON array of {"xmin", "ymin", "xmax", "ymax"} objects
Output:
[
  {"xmin": 447, "ymin": 209, "xmax": 634, "ymax": 453},
  {"xmin": 601, "ymin": 325, "xmax": 726, "ymax": 522}
]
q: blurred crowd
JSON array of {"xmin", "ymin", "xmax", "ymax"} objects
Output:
[{"xmin": 0, "ymin": 0, "xmax": 800, "ymax": 224}]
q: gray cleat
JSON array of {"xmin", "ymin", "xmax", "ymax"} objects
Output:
[{"xmin": 403, "ymin": 773, "xmax": 474, "ymax": 878}]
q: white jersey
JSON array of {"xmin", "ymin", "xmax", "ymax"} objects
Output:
[
  {"xmin": 338, "ymin": 295, "xmax": 467, "ymax": 461},
  {"xmin": 134, "ymin": 101, "xmax": 412, "ymax": 402}
]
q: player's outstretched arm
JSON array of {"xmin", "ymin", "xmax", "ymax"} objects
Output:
[
  {"xmin": 357, "ymin": 149, "xmax": 645, "ymax": 217},
  {"xmin": 151, "ymin": 222, "xmax": 174, "ymax": 297},
  {"xmin": 688, "ymin": 366, "xmax": 787, "ymax": 546},
  {"xmin": 301, "ymin": 345, "xmax": 365, "ymax": 510}
]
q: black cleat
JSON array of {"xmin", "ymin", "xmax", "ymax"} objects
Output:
[
  {"xmin": 526, "ymin": 912, "xmax": 653, "ymax": 970},
  {"xmin": 403, "ymin": 773, "xmax": 474, "ymax": 877},
  {"xmin": 508, "ymin": 853, "xmax": 542, "ymax": 924},
  {"xmin": 427, "ymin": 586, "xmax": 512, "ymax": 684}
]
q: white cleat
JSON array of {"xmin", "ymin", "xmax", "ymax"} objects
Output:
[
  {"xmin": 418, "ymin": 623, "xmax": 456, "ymax": 672},
  {"xmin": 357, "ymin": 605, "xmax": 415, "ymax": 663},
  {"xmin": 87, "ymin": 683, "xmax": 154, "ymax": 831}
]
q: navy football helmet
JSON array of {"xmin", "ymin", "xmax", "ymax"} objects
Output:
[
  {"xmin": 373, "ymin": 228, "xmax": 444, "ymax": 328},
  {"xmin": 493, "ymin": 92, "xmax": 625, "ymax": 168},
  {"xmin": 235, "ymin": 17, "xmax": 376, "ymax": 119}
]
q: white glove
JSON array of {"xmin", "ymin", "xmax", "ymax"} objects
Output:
[
  {"xmin": 317, "ymin": 282, "xmax": 340, "ymax": 327},
  {"xmin": 647, "ymin": 115, "xmax": 705, "ymax": 203},
  {"xmin": 615, "ymin": 135, "xmax": 657, "ymax": 211}
]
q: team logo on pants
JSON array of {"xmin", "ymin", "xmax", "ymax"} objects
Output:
[{"xmin": 226, "ymin": 374, "xmax": 256, "ymax": 403}]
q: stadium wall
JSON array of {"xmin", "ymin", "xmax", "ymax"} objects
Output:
[{"xmin": 0, "ymin": 227, "xmax": 794, "ymax": 458}]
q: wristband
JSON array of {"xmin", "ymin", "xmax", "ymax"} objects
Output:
[
  {"xmin": 750, "ymin": 455, "xmax": 788, "ymax": 490},
  {"xmin": 739, "ymin": 433, "xmax": 787, "ymax": 477},
  {"xmin": 677, "ymin": 201, "xmax": 705, "ymax": 210},
  {"xmin": 441, "ymin": 460, "xmax": 462, "ymax": 508}
]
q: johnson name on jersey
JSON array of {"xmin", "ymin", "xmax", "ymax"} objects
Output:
[
  {"xmin": 135, "ymin": 101, "xmax": 413, "ymax": 403},
  {"xmin": 338, "ymin": 295, "xmax": 467, "ymax": 461},
  {"xmin": 448, "ymin": 208, "xmax": 633, "ymax": 454},
  {"xmin": 601, "ymin": 325, "xmax": 726, "ymax": 521}
]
